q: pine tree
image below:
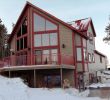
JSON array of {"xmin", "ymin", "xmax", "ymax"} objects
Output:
[
  {"xmin": 103, "ymin": 16, "xmax": 110, "ymax": 44},
  {"xmin": 0, "ymin": 18, "xmax": 7, "ymax": 59}
]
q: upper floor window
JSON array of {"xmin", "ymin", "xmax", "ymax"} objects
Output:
[
  {"xmin": 34, "ymin": 33, "xmax": 58, "ymax": 47},
  {"xmin": 91, "ymin": 53, "xmax": 95, "ymax": 62},
  {"xmin": 76, "ymin": 48, "xmax": 82, "ymax": 61},
  {"xmin": 88, "ymin": 32, "xmax": 93, "ymax": 44},
  {"xmin": 16, "ymin": 17, "xmax": 28, "ymax": 51},
  {"xmin": 100, "ymin": 56, "xmax": 102, "ymax": 63},
  {"xmin": 46, "ymin": 20, "xmax": 57, "ymax": 31},
  {"xmin": 88, "ymin": 53, "xmax": 91, "ymax": 62},
  {"xmin": 17, "ymin": 17, "xmax": 27, "ymax": 37},
  {"xmin": 34, "ymin": 13, "xmax": 57, "ymax": 32},
  {"xmin": 16, "ymin": 37, "xmax": 27, "ymax": 51},
  {"xmin": 34, "ymin": 14, "xmax": 45, "ymax": 32}
]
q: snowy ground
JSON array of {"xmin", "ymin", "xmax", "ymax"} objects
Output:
[
  {"xmin": 88, "ymin": 82, "xmax": 110, "ymax": 88},
  {"xmin": 0, "ymin": 75, "xmax": 101, "ymax": 100}
]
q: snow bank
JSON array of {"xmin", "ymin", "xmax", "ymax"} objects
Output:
[
  {"xmin": 0, "ymin": 75, "xmax": 101, "ymax": 100},
  {"xmin": 27, "ymin": 88, "xmax": 100, "ymax": 100},
  {"xmin": 0, "ymin": 76, "xmax": 28, "ymax": 100}
]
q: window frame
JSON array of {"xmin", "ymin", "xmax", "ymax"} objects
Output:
[{"xmin": 76, "ymin": 47, "xmax": 82, "ymax": 61}]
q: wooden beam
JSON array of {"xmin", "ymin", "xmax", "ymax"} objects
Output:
[{"xmin": 33, "ymin": 69, "xmax": 36, "ymax": 88}]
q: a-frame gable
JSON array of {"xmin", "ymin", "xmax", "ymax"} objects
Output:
[{"xmin": 8, "ymin": 2, "xmax": 87, "ymax": 43}]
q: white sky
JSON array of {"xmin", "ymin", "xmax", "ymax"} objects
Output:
[{"xmin": 0, "ymin": 0, "xmax": 110, "ymax": 63}]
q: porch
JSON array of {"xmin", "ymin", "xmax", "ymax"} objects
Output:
[
  {"xmin": 0, "ymin": 65, "xmax": 75, "ymax": 88},
  {"xmin": 2, "ymin": 54, "xmax": 74, "ymax": 67}
]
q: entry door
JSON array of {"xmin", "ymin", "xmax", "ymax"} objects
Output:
[{"xmin": 35, "ymin": 50, "xmax": 42, "ymax": 64}]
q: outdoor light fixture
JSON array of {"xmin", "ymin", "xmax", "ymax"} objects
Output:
[{"xmin": 62, "ymin": 44, "xmax": 66, "ymax": 48}]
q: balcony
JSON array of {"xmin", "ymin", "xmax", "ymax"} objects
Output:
[{"xmin": 2, "ymin": 54, "xmax": 74, "ymax": 67}]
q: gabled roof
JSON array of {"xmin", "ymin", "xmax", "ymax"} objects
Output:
[
  {"xmin": 68, "ymin": 18, "xmax": 96, "ymax": 37},
  {"xmin": 8, "ymin": 2, "xmax": 87, "ymax": 43},
  {"xmin": 94, "ymin": 50, "xmax": 106, "ymax": 58}
]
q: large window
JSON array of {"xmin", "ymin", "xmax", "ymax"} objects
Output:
[
  {"xmin": 46, "ymin": 20, "xmax": 57, "ymax": 31},
  {"xmin": 16, "ymin": 17, "xmax": 28, "ymax": 51},
  {"xmin": 34, "ymin": 34, "xmax": 42, "ymax": 47},
  {"xmin": 17, "ymin": 37, "xmax": 27, "ymax": 51},
  {"xmin": 34, "ymin": 33, "xmax": 58, "ymax": 47},
  {"xmin": 42, "ymin": 34, "xmax": 49, "ymax": 46},
  {"xmin": 34, "ymin": 13, "xmax": 57, "ymax": 32},
  {"xmin": 43, "ymin": 50, "xmax": 50, "ymax": 64},
  {"xmin": 17, "ymin": 17, "xmax": 27, "ymax": 37},
  {"xmin": 50, "ymin": 33, "xmax": 58, "ymax": 45},
  {"xmin": 35, "ymin": 49, "xmax": 58, "ymax": 64},
  {"xmin": 34, "ymin": 14, "xmax": 45, "ymax": 32},
  {"xmin": 77, "ymin": 48, "xmax": 82, "ymax": 61}
]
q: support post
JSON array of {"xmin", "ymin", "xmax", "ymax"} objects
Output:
[
  {"xmin": 60, "ymin": 68, "xmax": 63, "ymax": 88},
  {"xmin": 33, "ymin": 69, "xmax": 36, "ymax": 88},
  {"xmin": 9, "ymin": 71, "xmax": 11, "ymax": 78}
]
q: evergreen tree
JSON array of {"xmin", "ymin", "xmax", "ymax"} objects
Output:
[
  {"xmin": 103, "ymin": 16, "xmax": 110, "ymax": 43},
  {"xmin": 0, "ymin": 18, "xmax": 7, "ymax": 59}
]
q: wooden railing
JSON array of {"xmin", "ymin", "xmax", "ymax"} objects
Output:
[{"xmin": 2, "ymin": 54, "xmax": 74, "ymax": 67}]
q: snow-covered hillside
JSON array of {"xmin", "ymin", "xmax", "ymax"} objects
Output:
[{"xmin": 0, "ymin": 76, "xmax": 101, "ymax": 100}]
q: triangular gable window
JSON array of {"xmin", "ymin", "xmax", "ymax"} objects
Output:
[{"xmin": 34, "ymin": 13, "xmax": 57, "ymax": 32}]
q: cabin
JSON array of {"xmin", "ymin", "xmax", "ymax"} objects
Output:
[
  {"xmin": 0, "ymin": 2, "xmax": 85, "ymax": 88},
  {"xmin": 0, "ymin": 2, "xmax": 107, "ymax": 89}
]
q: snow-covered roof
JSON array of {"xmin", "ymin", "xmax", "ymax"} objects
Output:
[{"xmin": 68, "ymin": 18, "xmax": 91, "ymax": 31}]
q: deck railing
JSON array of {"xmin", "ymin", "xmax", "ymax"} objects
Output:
[{"xmin": 2, "ymin": 54, "xmax": 74, "ymax": 67}]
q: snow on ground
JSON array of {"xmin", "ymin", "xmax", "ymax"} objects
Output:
[
  {"xmin": 0, "ymin": 75, "xmax": 101, "ymax": 100},
  {"xmin": 88, "ymin": 82, "xmax": 110, "ymax": 88}
]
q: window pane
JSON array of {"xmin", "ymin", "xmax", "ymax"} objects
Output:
[
  {"xmin": 83, "ymin": 48, "xmax": 87, "ymax": 61},
  {"xmin": 17, "ymin": 27, "xmax": 21, "ymax": 37},
  {"xmin": 43, "ymin": 50, "xmax": 50, "ymax": 64},
  {"xmin": 42, "ymin": 34, "xmax": 49, "ymax": 46},
  {"xmin": 51, "ymin": 49, "xmax": 57, "ymax": 54},
  {"xmin": 17, "ymin": 40, "xmax": 19, "ymax": 51},
  {"xmin": 88, "ymin": 54, "xmax": 91, "ymax": 62},
  {"xmin": 50, "ymin": 33, "xmax": 58, "ymax": 45},
  {"xmin": 35, "ymin": 50, "xmax": 42, "ymax": 64},
  {"xmin": 46, "ymin": 20, "xmax": 57, "ymax": 30},
  {"xmin": 20, "ymin": 38, "xmax": 23, "ymax": 50},
  {"xmin": 34, "ymin": 34, "xmax": 41, "ymax": 47},
  {"xmin": 34, "ymin": 13, "xmax": 45, "ymax": 32},
  {"xmin": 22, "ymin": 18, "xmax": 27, "ymax": 35},
  {"xmin": 51, "ymin": 49, "xmax": 58, "ymax": 63},
  {"xmin": 24, "ymin": 37, "xmax": 27, "ymax": 48},
  {"xmin": 77, "ymin": 48, "xmax": 82, "ymax": 61},
  {"xmin": 92, "ymin": 53, "xmax": 95, "ymax": 62},
  {"xmin": 43, "ymin": 50, "xmax": 49, "ymax": 55}
]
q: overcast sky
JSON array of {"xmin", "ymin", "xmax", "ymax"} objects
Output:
[{"xmin": 0, "ymin": 0, "xmax": 110, "ymax": 63}]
